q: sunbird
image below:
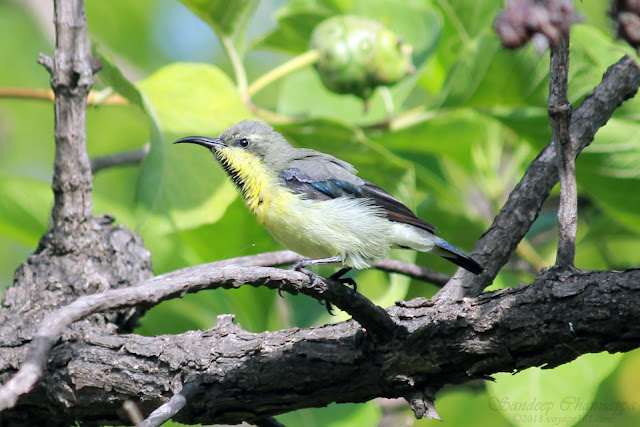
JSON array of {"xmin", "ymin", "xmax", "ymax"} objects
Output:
[{"xmin": 175, "ymin": 120, "xmax": 483, "ymax": 287}]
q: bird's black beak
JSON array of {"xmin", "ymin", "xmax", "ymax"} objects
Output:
[{"xmin": 173, "ymin": 136, "xmax": 225, "ymax": 151}]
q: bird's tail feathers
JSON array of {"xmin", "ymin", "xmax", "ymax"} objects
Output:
[{"xmin": 433, "ymin": 238, "xmax": 484, "ymax": 275}]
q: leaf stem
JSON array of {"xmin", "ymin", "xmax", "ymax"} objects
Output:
[
  {"xmin": 388, "ymin": 106, "xmax": 439, "ymax": 131},
  {"xmin": 248, "ymin": 50, "xmax": 319, "ymax": 98},
  {"xmin": 247, "ymin": 104, "xmax": 296, "ymax": 124},
  {"xmin": 220, "ymin": 35, "xmax": 249, "ymax": 100}
]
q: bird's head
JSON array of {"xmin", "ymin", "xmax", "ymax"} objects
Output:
[{"xmin": 174, "ymin": 120, "xmax": 293, "ymax": 172}]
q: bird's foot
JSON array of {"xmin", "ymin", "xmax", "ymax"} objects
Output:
[
  {"xmin": 280, "ymin": 262, "xmax": 317, "ymax": 297},
  {"xmin": 288, "ymin": 264, "xmax": 336, "ymax": 315},
  {"xmin": 288, "ymin": 260, "xmax": 309, "ymax": 271},
  {"xmin": 288, "ymin": 264, "xmax": 324, "ymax": 288},
  {"xmin": 278, "ymin": 268, "xmax": 323, "ymax": 297}
]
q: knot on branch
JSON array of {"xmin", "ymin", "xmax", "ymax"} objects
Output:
[{"xmin": 548, "ymin": 103, "xmax": 573, "ymax": 118}]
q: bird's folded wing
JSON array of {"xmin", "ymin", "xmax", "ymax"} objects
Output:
[{"xmin": 280, "ymin": 167, "xmax": 438, "ymax": 234}]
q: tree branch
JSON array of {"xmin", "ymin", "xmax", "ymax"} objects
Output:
[
  {"xmin": 436, "ymin": 55, "xmax": 640, "ymax": 301},
  {"xmin": 209, "ymin": 250, "xmax": 450, "ymax": 286},
  {"xmin": 2, "ymin": 268, "xmax": 639, "ymax": 425},
  {"xmin": 548, "ymin": 35, "xmax": 576, "ymax": 268},
  {"xmin": 37, "ymin": 0, "xmax": 94, "ymax": 250},
  {"xmin": 91, "ymin": 144, "xmax": 150, "ymax": 174},
  {"xmin": 0, "ymin": 261, "xmax": 398, "ymax": 411},
  {"xmin": 140, "ymin": 378, "xmax": 199, "ymax": 427}
]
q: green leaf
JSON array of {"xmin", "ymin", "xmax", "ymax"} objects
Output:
[
  {"xmin": 437, "ymin": 0, "xmax": 502, "ymax": 40},
  {"xmin": 569, "ymin": 25, "xmax": 637, "ymax": 103},
  {"xmin": 435, "ymin": 31, "xmax": 500, "ymax": 108},
  {"xmin": 277, "ymin": 402, "xmax": 382, "ymax": 427},
  {"xmin": 0, "ymin": 175, "xmax": 51, "ymax": 248},
  {"xmin": 276, "ymin": 1, "xmax": 441, "ymax": 123},
  {"xmin": 135, "ymin": 63, "xmax": 251, "ymax": 234},
  {"xmin": 137, "ymin": 63, "xmax": 250, "ymax": 136},
  {"xmin": 579, "ymin": 119, "xmax": 640, "ymax": 234},
  {"xmin": 179, "ymin": 0, "xmax": 259, "ymax": 52},
  {"xmin": 94, "ymin": 42, "xmax": 144, "ymax": 108},
  {"xmin": 415, "ymin": 388, "xmax": 511, "ymax": 426},
  {"xmin": 488, "ymin": 352, "xmax": 623, "ymax": 427},
  {"xmin": 373, "ymin": 108, "xmax": 485, "ymax": 170},
  {"xmin": 484, "ymin": 107, "xmax": 552, "ymax": 149},
  {"xmin": 250, "ymin": 2, "xmax": 336, "ymax": 54},
  {"xmin": 428, "ymin": 0, "xmax": 502, "ymax": 80}
]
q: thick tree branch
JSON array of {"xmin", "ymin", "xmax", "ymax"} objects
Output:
[
  {"xmin": 0, "ymin": 249, "xmax": 448, "ymax": 414},
  {"xmin": 436, "ymin": 55, "xmax": 640, "ymax": 301},
  {"xmin": 548, "ymin": 35, "xmax": 576, "ymax": 268},
  {"xmin": 0, "ymin": 262, "xmax": 398, "ymax": 411},
  {"xmin": 1, "ymin": 1, "xmax": 639, "ymax": 424},
  {"xmin": 2, "ymin": 268, "xmax": 639, "ymax": 425},
  {"xmin": 37, "ymin": 0, "xmax": 95, "ymax": 250}
]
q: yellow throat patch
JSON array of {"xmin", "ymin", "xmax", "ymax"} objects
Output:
[{"xmin": 213, "ymin": 147, "xmax": 282, "ymax": 219}]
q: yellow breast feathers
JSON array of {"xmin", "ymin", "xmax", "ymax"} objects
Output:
[{"xmin": 214, "ymin": 148, "xmax": 289, "ymax": 218}]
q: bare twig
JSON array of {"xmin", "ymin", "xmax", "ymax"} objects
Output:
[
  {"xmin": 405, "ymin": 388, "xmax": 440, "ymax": 420},
  {"xmin": 548, "ymin": 36, "xmax": 576, "ymax": 267},
  {"xmin": 0, "ymin": 87, "xmax": 54, "ymax": 102},
  {"xmin": 373, "ymin": 258, "xmax": 450, "ymax": 286},
  {"xmin": 213, "ymin": 250, "xmax": 450, "ymax": 287},
  {"xmin": 123, "ymin": 400, "xmax": 144, "ymax": 426},
  {"xmin": 91, "ymin": 144, "xmax": 150, "ymax": 173},
  {"xmin": 0, "ymin": 86, "xmax": 127, "ymax": 105},
  {"xmin": 323, "ymin": 278, "xmax": 395, "ymax": 342},
  {"xmin": 140, "ymin": 380, "xmax": 200, "ymax": 427},
  {"xmin": 435, "ymin": 55, "xmax": 640, "ymax": 301}
]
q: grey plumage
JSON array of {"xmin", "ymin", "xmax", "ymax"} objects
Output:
[{"xmin": 175, "ymin": 120, "xmax": 483, "ymax": 274}]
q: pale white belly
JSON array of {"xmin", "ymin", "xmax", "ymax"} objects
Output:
[{"xmin": 260, "ymin": 196, "xmax": 393, "ymax": 269}]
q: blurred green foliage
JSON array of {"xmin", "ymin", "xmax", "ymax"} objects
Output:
[{"xmin": 1, "ymin": 0, "xmax": 640, "ymax": 425}]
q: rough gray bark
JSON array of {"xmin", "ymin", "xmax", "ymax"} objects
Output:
[
  {"xmin": 2, "ymin": 268, "xmax": 639, "ymax": 426},
  {"xmin": 1, "ymin": 1, "xmax": 640, "ymax": 425},
  {"xmin": 0, "ymin": 0, "xmax": 153, "ymax": 419},
  {"xmin": 37, "ymin": 0, "xmax": 94, "ymax": 250}
]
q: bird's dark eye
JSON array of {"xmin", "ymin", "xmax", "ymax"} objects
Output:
[{"xmin": 238, "ymin": 138, "xmax": 250, "ymax": 148}]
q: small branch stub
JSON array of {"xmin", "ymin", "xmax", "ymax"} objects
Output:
[{"xmin": 406, "ymin": 389, "xmax": 440, "ymax": 420}]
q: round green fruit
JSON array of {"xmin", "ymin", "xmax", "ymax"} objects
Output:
[{"xmin": 310, "ymin": 15, "xmax": 415, "ymax": 100}]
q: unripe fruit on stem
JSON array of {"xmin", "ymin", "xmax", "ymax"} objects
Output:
[{"xmin": 310, "ymin": 15, "xmax": 414, "ymax": 101}]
